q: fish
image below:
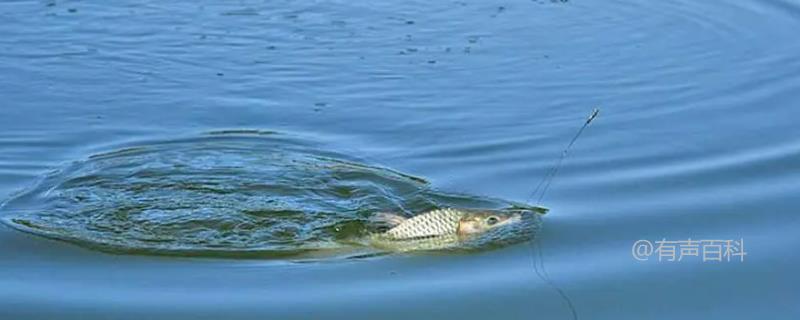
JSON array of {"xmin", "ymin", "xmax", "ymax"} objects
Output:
[{"xmin": 367, "ymin": 208, "xmax": 526, "ymax": 252}]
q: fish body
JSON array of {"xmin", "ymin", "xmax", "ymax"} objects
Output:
[
  {"xmin": 368, "ymin": 208, "xmax": 525, "ymax": 252},
  {"xmin": 382, "ymin": 208, "xmax": 463, "ymax": 240}
]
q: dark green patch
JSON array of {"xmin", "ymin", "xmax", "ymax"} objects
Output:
[{"xmin": 1, "ymin": 132, "xmax": 545, "ymax": 259}]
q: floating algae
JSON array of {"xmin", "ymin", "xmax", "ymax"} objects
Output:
[{"xmin": 0, "ymin": 131, "xmax": 546, "ymax": 259}]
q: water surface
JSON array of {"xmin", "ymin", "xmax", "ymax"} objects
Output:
[{"xmin": 1, "ymin": 0, "xmax": 798, "ymax": 319}]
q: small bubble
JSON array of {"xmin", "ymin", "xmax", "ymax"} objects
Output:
[
  {"xmin": 67, "ymin": 8, "xmax": 77, "ymax": 13},
  {"xmin": 405, "ymin": 20, "xmax": 415, "ymax": 25}
]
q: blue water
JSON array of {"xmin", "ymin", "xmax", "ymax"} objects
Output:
[{"xmin": 1, "ymin": 0, "xmax": 798, "ymax": 319}]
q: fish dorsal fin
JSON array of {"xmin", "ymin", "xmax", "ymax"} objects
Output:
[{"xmin": 371, "ymin": 212, "xmax": 408, "ymax": 228}]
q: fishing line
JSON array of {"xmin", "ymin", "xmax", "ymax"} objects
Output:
[
  {"xmin": 527, "ymin": 108, "xmax": 599, "ymax": 205},
  {"xmin": 537, "ymin": 240, "xmax": 578, "ymax": 320},
  {"xmin": 526, "ymin": 234, "xmax": 578, "ymax": 320},
  {"xmin": 525, "ymin": 108, "xmax": 599, "ymax": 320}
]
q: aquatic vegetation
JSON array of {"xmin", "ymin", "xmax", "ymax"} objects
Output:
[{"xmin": 0, "ymin": 132, "xmax": 545, "ymax": 259}]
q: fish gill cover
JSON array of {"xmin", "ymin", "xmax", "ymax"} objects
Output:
[{"xmin": 0, "ymin": 131, "xmax": 545, "ymax": 259}]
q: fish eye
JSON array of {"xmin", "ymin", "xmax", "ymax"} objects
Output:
[{"xmin": 486, "ymin": 216, "xmax": 499, "ymax": 225}]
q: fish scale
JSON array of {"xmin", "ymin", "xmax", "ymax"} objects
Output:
[{"xmin": 383, "ymin": 208, "xmax": 464, "ymax": 239}]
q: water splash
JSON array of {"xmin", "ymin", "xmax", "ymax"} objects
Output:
[{"xmin": 1, "ymin": 131, "xmax": 544, "ymax": 259}]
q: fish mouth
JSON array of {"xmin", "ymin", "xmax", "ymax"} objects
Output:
[{"xmin": 493, "ymin": 213, "xmax": 522, "ymax": 228}]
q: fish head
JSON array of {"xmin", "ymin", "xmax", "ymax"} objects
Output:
[{"xmin": 457, "ymin": 211, "xmax": 522, "ymax": 237}]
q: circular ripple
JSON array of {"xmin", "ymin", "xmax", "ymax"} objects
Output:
[{"xmin": 1, "ymin": 131, "xmax": 543, "ymax": 258}]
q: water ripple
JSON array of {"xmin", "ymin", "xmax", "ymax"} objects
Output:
[{"xmin": 0, "ymin": 132, "xmax": 537, "ymax": 258}]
